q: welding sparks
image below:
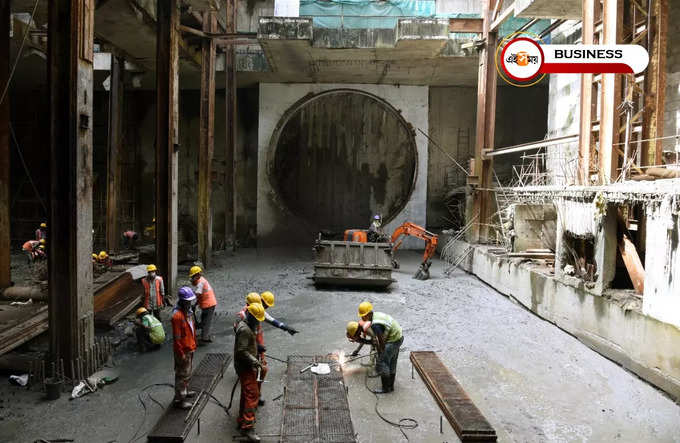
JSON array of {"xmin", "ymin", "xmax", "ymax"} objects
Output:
[{"xmin": 337, "ymin": 350, "xmax": 346, "ymax": 368}]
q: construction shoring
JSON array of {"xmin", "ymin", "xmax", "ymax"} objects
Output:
[
  {"xmin": 0, "ymin": 0, "xmax": 10, "ymax": 288},
  {"xmin": 641, "ymin": 0, "xmax": 668, "ymax": 166},
  {"xmin": 468, "ymin": 0, "xmax": 497, "ymax": 243},
  {"xmin": 48, "ymin": 0, "xmax": 95, "ymax": 371},
  {"xmin": 106, "ymin": 54, "xmax": 124, "ymax": 252},
  {"xmin": 578, "ymin": 0, "xmax": 595, "ymax": 185},
  {"xmin": 155, "ymin": 0, "xmax": 179, "ymax": 295},
  {"xmin": 224, "ymin": 0, "xmax": 237, "ymax": 250},
  {"xmin": 198, "ymin": 11, "xmax": 217, "ymax": 267}
]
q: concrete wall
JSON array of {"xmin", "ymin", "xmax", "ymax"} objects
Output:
[
  {"xmin": 258, "ymin": 83, "xmax": 428, "ymax": 247},
  {"xmin": 449, "ymin": 241, "xmax": 680, "ymax": 402},
  {"xmin": 546, "ymin": 21, "xmax": 582, "ymax": 185},
  {"xmin": 663, "ymin": 0, "xmax": 680, "ymax": 154},
  {"xmin": 642, "ymin": 196, "xmax": 680, "ymax": 327},
  {"xmin": 512, "ymin": 204, "xmax": 557, "ymax": 252}
]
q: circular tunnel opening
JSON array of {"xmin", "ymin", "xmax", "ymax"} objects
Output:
[{"xmin": 269, "ymin": 89, "xmax": 417, "ymax": 233}]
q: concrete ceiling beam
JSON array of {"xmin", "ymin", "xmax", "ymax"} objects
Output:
[{"xmin": 514, "ymin": 0, "xmax": 582, "ymax": 19}]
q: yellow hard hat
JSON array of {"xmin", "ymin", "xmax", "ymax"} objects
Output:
[
  {"xmin": 92, "ymin": 253, "xmax": 98, "ymax": 259},
  {"xmin": 147, "ymin": 264, "xmax": 157, "ymax": 272},
  {"xmin": 136, "ymin": 307, "xmax": 148, "ymax": 316},
  {"xmin": 346, "ymin": 321, "xmax": 359, "ymax": 337},
  {"xmin": 247, "ymin": 302, "xmax": 265, "ymax": 322},
  {"xmin": 39, "ymin": 239, "xmax": 46, "ymax": 245},
  {"xmin": 358, "ymin": 301, "xmax": 373, "ymax": 318},
  {"xmin": 246, "ymin": 292, "xmax": 261, "ymax": 305},
  {"xmin": 99, "ymin": 251, "xmax": 108, "ymax": 259},
  {"xmin": 152, "ymin": 217, "xmax": 156, "ymax": 223},
  {"xmin": 38, "ymin": 245, "xmax": 45, "ymax": 250},
  {"xmin": 40, "ymin": 222, "xmax": 47, "ymax": 228},
  {"xmin": 189, "ymin": 265, "xmax": 202, "ymax": 278},
  {"xmin": 260, "ymin": 291, "xmax": 275, "ymax": 308}
]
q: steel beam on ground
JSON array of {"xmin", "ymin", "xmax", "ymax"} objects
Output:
[
  {"xmin": 155, "ymin": 0, "xmax": 179, "ymax": 294},
  {"xmin": 48, "ymin": 0, "xmax": 95, "ymax": 372},
  {"xmin": 641, "ymin": 0, "xmax": 668, "ymax": 166},
  {"xmin": 224, "ymin": 0, "xmax": 236, "ymax": 249},
  {"xmin": 106, "ymin": 54, "xmax": 124, "ymax": 252},
  {"xmin": 0, "ymin": 0, "xmax": 10, "ymax": 288},
  {"xmin": 198, "ymin": 11, "xmax": 217, "ymax": 267}
]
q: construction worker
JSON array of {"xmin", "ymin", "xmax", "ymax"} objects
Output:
[
  {"xmin": 34, "ymin": 243, "xmax": 47, "ymax": 261},
  {"xmin": 367, "ymin": 214, "xmax": 388, "ymax": 242},
  {"xmin": 189, "ymin": 266, "xmax": 217, "ymax": 344},
  {"xmin": 142, "ymin": 264, "xmax": 167, "ymax": 319},
  {"xmin": 357, "ymin": 301, "xmax": 403, "ymax": 393},
  {"xmin": 172, "ymin": 287, "xmax": 198, "ymax": 409},
  {"xmin": 234, "ymin": 302, "xmax": 265, "ymax": 442},
  {"xmin": 134, "ymin": 307, "xmax": 165, "ymax": 352},
  {"xmin": 346, "ymin": 319, "xmax": 373, "ymax": 357},
  {"xmin": 144, "ymin": 218, "xmax": 156, "ymax": 240},
  {"xmin": 22, "ymin": 240, "xmax": 40, "ymax": 264},
  {"xmin": 35, "ymin": 222, "xmax": 47, "ymax": 241},
  {"xmin": 121, "ymin": 230, "xmax": 139, "ymax": 249}
]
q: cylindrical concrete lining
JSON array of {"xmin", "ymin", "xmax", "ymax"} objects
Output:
[{"xmin": 269, "ymin": 89, "xmax": 417, "ymax": 233}]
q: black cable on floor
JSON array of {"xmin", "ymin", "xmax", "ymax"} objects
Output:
[
  {"xmin": 363, "ymin": 369, "xmax": 418, "ymax": 441},
  {"xmin": 128, "ymin": 382, "xmax": 174, "ymax": 443}
]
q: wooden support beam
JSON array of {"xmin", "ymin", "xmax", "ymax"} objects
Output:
[
  {"xmin": 490, "ymin": 1, "xmax": 513, "ymax": 32},
  {"xmin": 156, "ymin": 0, "xmax": 179, "ymax": 294},
  {"xmin": 106, "ymin": 55, "xmax": 124, "ymax": 253},
  {"xmin": 578, "ymin": 0, "xmax": 594, "ymax": 185},
  {"xmin": 198, "ymin": 11, "xmax": 217, "ymax": 267},
  {"xmin": 0, "ymin": 0, "xmax": 10, "ymax": 288},
  {"xmin": 468, "ymin": 0, "xmax": 497, "ymax": 243},
  {"xmin": 224, "ymin": 0, "xmax": 236, "ymax": 249},
  {"xmin": 598, "ymin": 0, "xmax": 623, "ymax": 184},
  {"xmin": 641, "ymin": 0, "xmax": 668, "ymax": 166},
  {"xmin": 48, "ymin": 0, "xmax": 95, "ymax": 371},
  {"xmin": 448, "ymin": 18, "xmax": 484, "ymax": 33}
]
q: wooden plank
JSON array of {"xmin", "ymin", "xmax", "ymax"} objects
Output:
[
  {"xmin": 0, "ymin": 0, "xmax": 9, "ymax": 289},
  {"xmin": 578, "ymin": 0, "xmax": 594, "ymax": 185},
  {"xmin": 48, "ymin": 0, "xmax": 95, "ymax": 368},
  {"xmin": 156, "ymin": 0, "xmax": 179, "ymax": 296},
  {"xmin": 490, "ymin": 1, "xmax": 513, "ymax": 32},
  {"xmin": 618, "ymin": 234, "xmax": 645, "ymax": 294},
  {"xmin": 198, "ymin": 11, "xmax": 217, "ymax": 267},
  {"xmin": 0, "ymin": 305, "xmax": 49, "ymax": 356},
  {"xmin": 449, "ymin": 18, "xmax": 484, "ymax": 33},
  {"xmin": 148, "ymin": 353, "xmax": 231, "ymax": 442},
  {"xmin": 411, "ymin": 351, "xmax": 496, "ymax": 442},
  {"xmin": 106, "ymin": 54, "xmax": 124, "ymax": 252}
]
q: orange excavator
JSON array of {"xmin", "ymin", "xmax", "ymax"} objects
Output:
[{"xmin": 343, "ymin": 221, "xmax": 438, "ymax": 280}]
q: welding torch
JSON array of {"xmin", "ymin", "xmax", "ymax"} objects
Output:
[{"xmin": 299, "ymin": 353, "xmax": 376, "ymax": 373}]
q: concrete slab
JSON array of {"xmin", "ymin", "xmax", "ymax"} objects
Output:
[
  {"xmin": 514, "ymin": 0, "xmax": 581, "ymax": 19},
  {"xmin": 1, "ymin": 249, "xmax": 679, "ymax": 442}
]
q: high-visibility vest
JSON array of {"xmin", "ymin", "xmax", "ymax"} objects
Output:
[
  {"xmin": 142, "ymin": 276, "xmax": 164, "ymax": 309},
  {"xmin": 171, "ymin": 308, "xmax": 196, "ymax": 356},
  {"xmin": 142, "ymin": 314, "xmax": 165, "ymax": 344},
  {"xmin": 371, "ymin": 312, "xmax": 402, "ymax": 343},
  {"xmin": 193, "ymin": 276, "xmax": 217, "ymax": 309}
]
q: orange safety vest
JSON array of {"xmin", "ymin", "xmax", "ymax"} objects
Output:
[
  {"xmin": 194, "ymin": 276, "xmax": 217, "ymax": 309},
  {"xmin": 171, "ymin": 308, "xmax": 196, "ymax": 356},
  {"xmin": 142, "ymin": 276, "xmax": 164, "ymax": 309},
  {"xmin": 237, "ymin": 305, "xmax": 264, "ymax": 345}
]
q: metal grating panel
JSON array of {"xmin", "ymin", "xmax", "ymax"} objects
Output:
[
  {"xmin": 282, "ymin": 355, "xmax": 356, "ymax": 443},
  {"xmin": 410, "ymin": 351, "xmax": 497, "ymax": 442}
]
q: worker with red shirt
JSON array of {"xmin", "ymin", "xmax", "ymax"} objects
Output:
[
  {"xmin": 189, "ymin": 266, "xmax": 217, "ymax": 344},
  {"xmin": 171, "ymin": 286, "xmax": 198, "ymax": 409},
  {"xmin": 22, "ymin": 239, "xmax": 40, "ymax": 264},
  {"xmin": 236, "ymin": 291, "xmax": 298, "ymax": 406},
  {"xmin": 142, "ymin": 264, "xmax": 168, "ymax": 320}
]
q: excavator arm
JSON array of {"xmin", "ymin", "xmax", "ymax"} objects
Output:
[{"xmin": 390, "ymin": 222, "xmax": 438, "ymax": 280}]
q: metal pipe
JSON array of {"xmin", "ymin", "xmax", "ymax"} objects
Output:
[
  {"xmin": 516, "ymin": 18, "xmax": 539, "ymax": 34},
  {"xmin": 539, "ymin": 19, "xmax": 566, "ymax": 38},
  {"xmin": 486, "ymin": 134, "xmax": 579, "ymax": 157}
]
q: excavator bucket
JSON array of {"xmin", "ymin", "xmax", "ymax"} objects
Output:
[{"xmin": 414, "ymin": 261, "xmax": 431, "ymax": 280}]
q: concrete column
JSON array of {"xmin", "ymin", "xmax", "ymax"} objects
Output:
[
  {"xmin": 0, "ymin": 0, "xmax": 10, "ymax": 288},
  {"xmin": 225, "ymin": 0, "xmax": 237, "ymax": 249},
  {"xmin": 553, "ymin": 202, "xmax": 566, "ymax": 279},
  {"xmin": 48, "ymin": 0, "xmax": 95, "ymax": 368},
  {"xmin": 156, "ymin": 0, "xmax": 179, "ymax": 296},
  {"xmin": 198, "ymin": 11, "xmax": 216, "ymax": 267},
  {"xmin": 106, "ymin": 55, "xmax": 124, "ymax": 252},
  {"xmin": 594, "ymin": 203, "xmax": 618, "ymax": 293}
]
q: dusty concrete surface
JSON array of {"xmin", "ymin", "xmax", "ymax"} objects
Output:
[{"xmin": 1, "ymin": 249, "xmax": 680, "ymax": 442}]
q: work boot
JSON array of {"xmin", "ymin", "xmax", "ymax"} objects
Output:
[
  {"xmin": 374, "ymin": 375, "xmax": 391, "ymax": 394},
  {"xmin": 173, "ymin": 399, "xmax": 193, "ymax": 410},
  {"xmin": 258, "ymin": 399, "xmax": 265, "ymax": 406},
  {"xmin": 240, "ymin": 428, "xmax": 261, "ymax": 442},
  {"xmin": 185, "ymin": 390, "xmax": 198, "ymax": 398}
]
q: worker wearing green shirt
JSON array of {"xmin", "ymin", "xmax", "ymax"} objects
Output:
[{"xmin": 135, "ymin": 307, "xmax": 165, "ymax": 352}]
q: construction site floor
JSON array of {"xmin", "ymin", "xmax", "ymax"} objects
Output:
[{"xmin": 1, "ymin": 248, "xmax": 680, "ymax": 442}]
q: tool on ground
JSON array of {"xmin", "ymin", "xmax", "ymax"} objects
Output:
[{"xmin": 300, "ymin": 353, "xmax": 376, "ymax": 373}]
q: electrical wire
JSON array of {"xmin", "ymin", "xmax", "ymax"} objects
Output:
[
  {"xmin": 128, "ymin": 382, "xmax": 173, "ymax": 443},
  {"xmin": 0, "ymin": 0, "xmax": 40, "ymax": 107},
  {"xmin": 363, "ymin": 368, "xmax": 418, "ymax": 441}
]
